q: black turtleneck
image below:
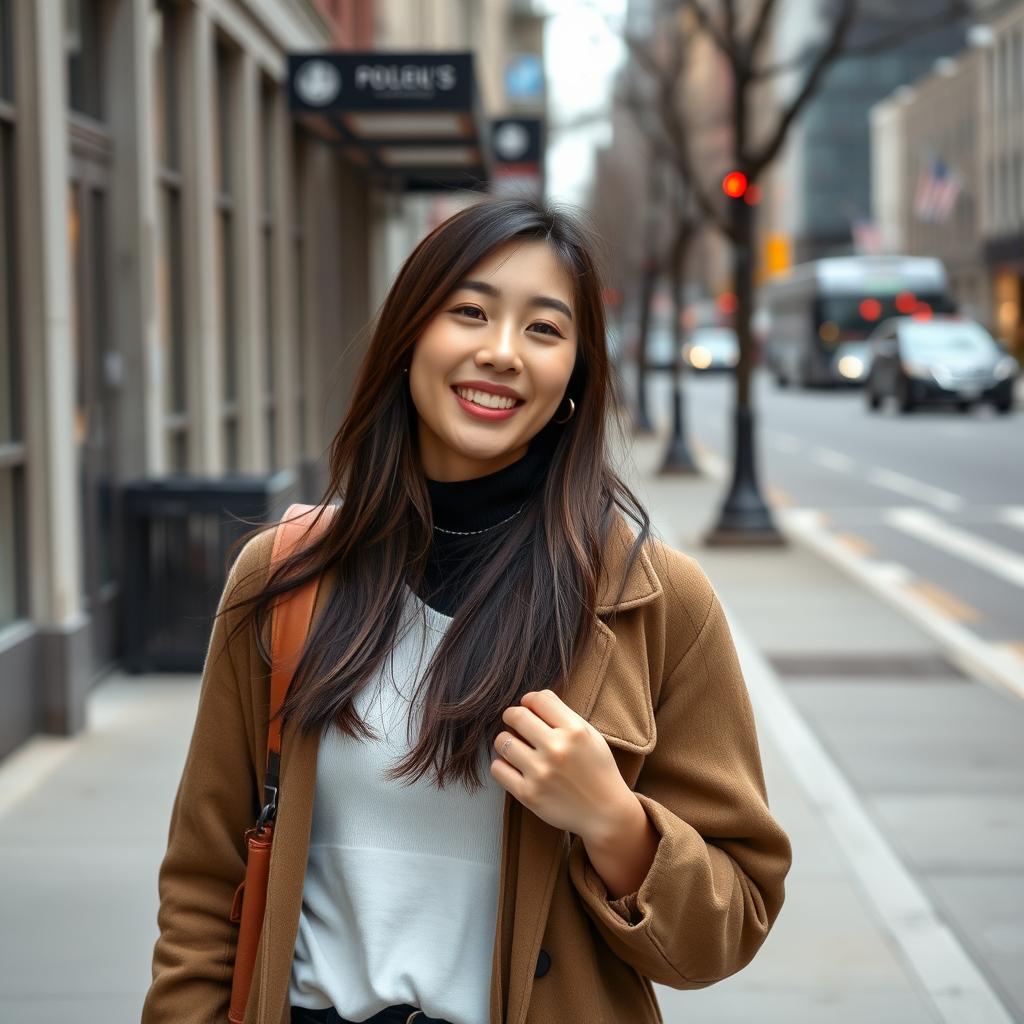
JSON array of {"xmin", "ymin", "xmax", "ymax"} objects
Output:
[{"xmin": 415, "ymin": 428, "xmax": 556, "ymax": 617}]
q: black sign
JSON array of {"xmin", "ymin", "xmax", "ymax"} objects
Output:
[{"xmin": 289, "ymin": 53, "xmax": 475, "ymax": 113}]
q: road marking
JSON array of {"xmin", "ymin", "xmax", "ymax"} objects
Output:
[
  {"xmin": 866, "ymin": 468, "xmax": 964, "ymax": 512},
  {"xmin": 904, "ymin": 580, "xmax": 982, "ymax": 622},
  {"xmin": 833, "ymin": 531, "xmax": 876, "ymax": 556},
  {"xmin": 728, "ymin": 608, "xmax": 1018, "ymax": 1024},
  {"xmin": 886, "ymin": 508, "xmax": 1024, "ymax": 589},
  {"xmin": 810, "ymin": 446, "xmax": 856, "ymax": 473},
  {"xmin": 780, "ymin": 508, "xmax": 1024, "ymax": 702},
  {"xmin": 767, "ymin": 432, "xmax": 804, "ymax": 454},
  {"xmin": 999, "ymin": 507, "xmax": 1024, "ymax": 531}
]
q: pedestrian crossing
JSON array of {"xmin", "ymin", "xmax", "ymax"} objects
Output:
[
  {"xmin": 885, "ymin": 508, "xmax": 1024, "ymax": 589},
  {"xmin": 779, "ymin": 506, "xmax": 1024, "ymax": 702},
  {"xmin": 691, "ymin": 429, "xmax": 1024, "ymax": 698}
]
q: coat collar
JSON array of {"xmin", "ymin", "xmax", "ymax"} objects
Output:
[{"xmin": 595, "ymin": 513, "xmax": 662, "ymax": 615}]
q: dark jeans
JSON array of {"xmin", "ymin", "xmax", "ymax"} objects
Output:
[{"xmin": 290, "ymin": 1004, "xmax": 453, "ymax": 1024}]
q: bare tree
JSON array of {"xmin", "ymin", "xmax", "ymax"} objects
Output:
[
  {"xmin": 616, "ymin": 0, "xmax": 705, "ymax": 470},
  {"xmin": 664, "ymin": 0, "xmax": 970, "ymax": 543}
]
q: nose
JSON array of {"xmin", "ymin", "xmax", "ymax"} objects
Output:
[{"xmin": 475, "ymin": 319, "xmax": 523, "ymax": 373}]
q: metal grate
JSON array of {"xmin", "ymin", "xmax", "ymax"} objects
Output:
[{"xmin": 767, "ymin": 653, "xmax": 969, "ymax": 681}]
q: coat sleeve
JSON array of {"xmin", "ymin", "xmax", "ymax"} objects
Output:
[
  {"xmin": 567, "ymin": 566, "xmax": 792, "ymax": 989},
  {"xmin": 141, "ymin": 533, "xmax": 269, "ymax": 1023}
]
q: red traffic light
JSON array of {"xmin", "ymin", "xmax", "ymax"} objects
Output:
[{"xmin": 722, "ymin": 171, "xmax": 748, "ymax": 199}]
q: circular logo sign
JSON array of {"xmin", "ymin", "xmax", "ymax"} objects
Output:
[
  {"xmin": 295, "ymin": 60, "xmax": 342, "ymax": 107},
  {"xmin": 494, "ymin": 122, "xmax": 530, "ymax": 161}
]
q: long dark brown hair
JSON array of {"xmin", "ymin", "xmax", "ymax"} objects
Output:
[{"xmin": 218, "ymin": 194, "xmax": 651, "ymax": 791}]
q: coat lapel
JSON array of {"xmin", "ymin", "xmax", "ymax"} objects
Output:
[{"xmin": 494, "ymin": 518, "xmax": 662, "ymax": 1024}]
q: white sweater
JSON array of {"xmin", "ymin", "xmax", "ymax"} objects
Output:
[{"xmin": 289, "ymin": 585, "xmax": 506, "ymax": 1023}]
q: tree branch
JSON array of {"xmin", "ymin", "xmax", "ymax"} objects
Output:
[
  {"xmin": 746, "ymin": 0, "xmax": 780, "ymax": 66},
  {"xmin": 750, "ymin": 0, "xmax": 857, "ymax": 175},
  {"xmin": 751, "ymin": 0, "xmax": 970, "ymax": 81},
  {"xmin": 678, "ymin": 0, "xmax": 734, "ymax": 62}
]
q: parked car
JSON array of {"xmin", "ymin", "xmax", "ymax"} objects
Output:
[
  {"xmin": 638, "ymin": 323, "xmax": 682, "ymax": 370},
  {"xmin": 683, "ymin": 327, "xmax": 739, "ymax": 371},
  {"xmin": 865, "ymin": 316, "xmax": 1018, "ymax": 414}
]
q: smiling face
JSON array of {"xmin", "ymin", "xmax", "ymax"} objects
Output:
[{"xmin": 408, "ymin": 239, "xmax": 579, "ymax": 482}]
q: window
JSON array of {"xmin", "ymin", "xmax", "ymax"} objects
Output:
[
  {"xmin": 0, "ymin": 0, "xmax": 24, "ymax": 625},
  {"xmin": 0, "ymin": 0, "xmax": 11, "ymax": 100},
  {"xmin": 292, "ymin": 125, "xmax": 307, "ymax": 459},
  {"xmin": 213, "ymin": 39, "xmax": 238, "ymax": 471},
  {"xmin": 66, "ymin": 0, "xmax": 104, "ymax": 118},
  {"xmin": 152, "ymin": 0, "xmax": 188, "ymax": 471},
  {"xmin": 260, "ymin": 76, "xmax": 277, "ymax": 470}
]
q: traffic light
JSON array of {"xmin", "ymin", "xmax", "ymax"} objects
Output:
[{"xmin": 722, "ymin": 171, "xmax": 748, "ymax": 199}]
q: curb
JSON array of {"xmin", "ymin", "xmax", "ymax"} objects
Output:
[{"xmin": 726, "ymin": 606, "xmax": 1017, "ymax": 1024}]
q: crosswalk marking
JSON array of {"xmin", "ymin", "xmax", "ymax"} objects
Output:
[
  {"xmin": 886, "ymin": 508, "xmax": 1024, "ymax": 589},
  {"xmin": 1000, "ymin": 508, "xmax": 1024, "ymax": 531},
  {"xmin": 811, "ymin": 446, "xmax": 856, "ymax": 473},
  {"xmin": 867, "ymin": 468, "xmax": 964, "ymax": 512},
  {"xmin": 781, "ymin": 507, "xmax": 1024, "ymax": 702}
]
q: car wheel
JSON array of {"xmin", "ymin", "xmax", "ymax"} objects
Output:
[
  {"xmin": 994, "ymin": 399, "xmax": 1013, "ymax": 415},
  {"xmin": 956, "ymin": 400, "xmax": 973, "ymax": 414},
  {"xmin": 775, "ymin": 372, "xmax": 789, "ymax": 388},
  {"xmin": 898, "ymin": 378, "xmax": 916, "ymax": 414},
  {"xmin": 867, "ymin": 389, "xmax": 881, "ymax": 411}
]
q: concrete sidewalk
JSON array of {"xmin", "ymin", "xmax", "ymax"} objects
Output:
[{"xmin": 0, "ymin": 428, "xmax": 1015, "ymax": 1022}]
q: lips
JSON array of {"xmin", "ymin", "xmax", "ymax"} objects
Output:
[{"xmin": 451, "ymin": 386, "xmax": 524, "ymax": 421}]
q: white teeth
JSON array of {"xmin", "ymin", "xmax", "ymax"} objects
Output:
[{"xmin": 455, "ymin": 386, "xmax": 519, "ymax": 410}]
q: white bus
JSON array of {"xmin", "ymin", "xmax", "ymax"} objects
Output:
[{"xmin": 762, "ymin": 255, "xmax": 956, "ymax": 387}]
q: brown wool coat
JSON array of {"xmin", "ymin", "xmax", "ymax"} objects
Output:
[{"xmin": 141, "ymin": 512, "xmax": 792, "ymax": 1024}]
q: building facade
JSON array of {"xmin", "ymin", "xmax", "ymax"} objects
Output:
[
  {"xmin": 870, "ymin": 51, "xmax": 988, "ymax": 324},
  {"xmin": 979, "ymin": 0, "xmax": 1024, "ymax": 357},
  {"xmin": 869, "ymin": 0, "xmax": 1024, "ymax": 358},
  {"xmin": 763, "ymin": 0, "xmax": 966, "ymax": 268},
  {"xmin": 0, "ymin": 0, "xmax": 546, "ymax": 758}
]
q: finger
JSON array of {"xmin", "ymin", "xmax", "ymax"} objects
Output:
[
  {"xmin": 501, "ymin": 704, "xmax": 550, "ymax": 747},
  {"xmin": 490, "ymin": 749, "xmax": 525, "ymax": 798},
  {"xmin": 521, "ymin": 688, "xmax": 575, "ymax": 729},
  {"xmin": 493, "ymin": 730, "xmax": 529, "ymax": 771}
]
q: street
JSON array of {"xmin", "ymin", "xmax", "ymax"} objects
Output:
[
  {"xmin": 631, "ymin": 365, "xmax": 1024, "ymax": 1021},
  {"xmin": 667, "ymin": 369, "xmax": 1023, "ymax": 656}
]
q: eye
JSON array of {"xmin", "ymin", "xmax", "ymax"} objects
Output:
[
  {"xmin": 453, "ymin": 304, "xmax": 485, "ymax": 320},
  {"xmin": 529, "ymin": 322, "xmax": 561, "ymax": 337}
]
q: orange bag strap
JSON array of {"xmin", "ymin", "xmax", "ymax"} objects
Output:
[{"xmin": 256, "ymin": 501, "xmax": 337, "ymax": 832}]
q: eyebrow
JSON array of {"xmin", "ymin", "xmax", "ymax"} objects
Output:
[{"xmin": 454, "ymin": 279, "xmax": 574, "ymax": 322}]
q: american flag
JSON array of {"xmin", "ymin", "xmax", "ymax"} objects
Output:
[{"xmin": 914, "ymin": 157, "xmax": 961, "ymax": 224}]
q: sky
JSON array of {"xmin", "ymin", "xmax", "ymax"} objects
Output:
[{"xmin": 539, "ymin": 0, "xmax": 628, "ymax": 206}]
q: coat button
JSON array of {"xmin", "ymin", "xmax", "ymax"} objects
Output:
[{"xmin": 534, "ymin": 948, "xmax": 551, "ymax": 978}]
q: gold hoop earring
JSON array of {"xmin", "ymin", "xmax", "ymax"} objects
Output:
[{"xmin": 553, "ymin": 397, "xmax": 575, "ymax": 424}]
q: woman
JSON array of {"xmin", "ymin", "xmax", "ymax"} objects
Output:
[{"xmin": 141, "ymin": 196, "xmax": 791, "ymax": 1024}]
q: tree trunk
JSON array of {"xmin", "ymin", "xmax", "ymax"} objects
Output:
[{"xmin": 659, "ymin": 207, "xmax": 698, "ymax": 474}]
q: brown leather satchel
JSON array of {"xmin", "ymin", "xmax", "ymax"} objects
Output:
[{"xmin": 227, "ymin": 502, "xmax": 336, "ymax": 1024}]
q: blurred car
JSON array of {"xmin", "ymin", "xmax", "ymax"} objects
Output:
[
  {"xmin": 638, "ymin": 323, "xmax": 681, "ymax": 370},
  {"xmin": 865, "ymin": 316, "xmax": 1018, "ymax": 414},
  {"xmin": 683, "ymin": 327, "xmax": 739, "ymax": 371},
  {"xmin": 830, "ymin": 340, "xmax": 873, "ymax": 384}
]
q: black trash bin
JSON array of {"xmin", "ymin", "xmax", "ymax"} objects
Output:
[{"xmin": 120, "ymin": 469, "xmax": 298, "ymax": 673}]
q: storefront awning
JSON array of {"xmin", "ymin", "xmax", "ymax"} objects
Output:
[{"xmin": 288, "ymin": 52, "xmax": 492, "ymax": 193}]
